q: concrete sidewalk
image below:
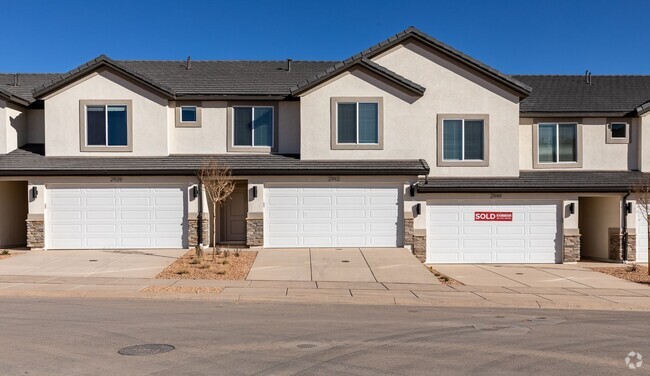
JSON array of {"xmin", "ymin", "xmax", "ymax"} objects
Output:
[{"xmin": 0, "ymin": 274, "xmax": 649, "ymax": 311}]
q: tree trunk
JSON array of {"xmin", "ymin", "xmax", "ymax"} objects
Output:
[{"xmin": 212, "ymin": 202, "xmax": 218, "ymax": 260}]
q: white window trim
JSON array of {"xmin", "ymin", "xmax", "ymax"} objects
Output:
[
  {"xmin": 441, "ymin": 119, "xmax": 486, "ymax": 162},
  {"xmin": 232, "ymin": 106, "xmax": 275, "ymax": 148},
  {"xmin": 537, "ymin": 122, "xmax": 579, "ymax": 164},
  {"xmin": 179, "ymin": 105, "xmax": 197, "ymax": 123},
  {"xmin": 84, "ymin": 104, "xmax": 129, "ymax": 148},
  {"xmin": 336, "ymin": 102, "xmax": 380, "ymax": 145}
]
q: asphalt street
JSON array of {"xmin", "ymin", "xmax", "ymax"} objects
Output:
[{"xmin": 0, "ymin": 298, "xmax": 648, "ymax": 375}]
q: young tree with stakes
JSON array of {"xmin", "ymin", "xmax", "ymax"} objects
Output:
[
  {"xmin": 196, "ymin": 159, "xmax": 236, "ymax": 259},
  {"xmin": 632, "ymin": 175, "xmax": 650, "ymax": 274}
]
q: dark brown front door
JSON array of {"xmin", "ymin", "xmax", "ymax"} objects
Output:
[{"xmin": 220, "ymin": 184, "xmax": 248, "ymax": 243}]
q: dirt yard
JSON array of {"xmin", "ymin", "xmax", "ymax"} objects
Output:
[
  {"xmin": 155, "ymin": 249, "xmax": 256, "ymax": 280},
  {"xmin": 590, "ymin": 264, "xmax": 650, "ymax": 286}
]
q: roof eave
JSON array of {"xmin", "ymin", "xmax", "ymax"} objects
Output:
[{"xmin": 32, "ymin": 57, "xmax": 176, "ymax": 100}]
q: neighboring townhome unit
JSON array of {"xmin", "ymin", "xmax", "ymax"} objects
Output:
[{"xmin": 0, "ymin": 27, "xmax": 649, "ymax": 265}]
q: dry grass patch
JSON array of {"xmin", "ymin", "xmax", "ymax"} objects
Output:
[
  {"xmin": 141, "ymin": 286, "xmax": 223, "ymax": 294},
  {"xmin": 590, "ymin": 264, "xmax": 650, "ymax": 286},
  {"xmin": 0, "ymin": 250, "xmax": 14, "ymax": 261},
  {"xmin": 428, "ymin": 267, "xmax": 463, "ymax": 286},
  {"xmin": 155, "ymin": 249, "xmax": 256, "ymax": 280}
]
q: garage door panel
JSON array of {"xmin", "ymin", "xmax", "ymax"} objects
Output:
[
  {"xmin": 495, "ymin": 253, "xmax": 525, "ymax": 263},
  {"xmin": 464, "ymin": 226, "xmax": 492, "ymax": 235},
  {"xmin": 48, "ymin": 186, "xmax": 185, "ymax": 249},
  {"xmin": 428, "ymin": 202, "xmax": 559, "ymax": 264},
  {"xmin": 266, "ymin": 187, "xmax": 399, "ymax": 248}
]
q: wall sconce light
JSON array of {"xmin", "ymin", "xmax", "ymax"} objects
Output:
[
  {"xmin": 410, "ymin": 183, "xmax": 419, "ymax": 197},
  {"xmin": 415, "ymin": 203, "xmax": 421, "ymax": 215},
  {"xmin": 626, "ymin": 202, "xmax": 633, "ymax": 214},
  {"xmin": 30, "ymin": 186, "xmax": 38, "ymax": 200},
  {"xmin": 252, "ymin": 186, "xmax": 258, "ymax": 198},
  {"xmin": 568, "ymin": 202, "xmax": 575, "ymax": 214},
  {"xmin": 191, "ymin": 185, "xmax": 199, "ymax": 200}
]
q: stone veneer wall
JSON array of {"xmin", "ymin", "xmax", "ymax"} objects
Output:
[
  {"xmin": 188, "ymin": 215, "xmax": 209, "ymax": 247},
  {"xmin": 563, "ymin": 233, "xmax": 581, "ymax": 263},
  {"xmin": 246, "ymin": 213, "xmax": 263, "ymax": 246},
  {"xmin": 413, "ymin": 230, "xmax": 426, "ymax": 263},
  {"xmin": 608, "ymin": 228, "xmax": 636, "ymax": 262},
  {"xmin": 26, "ymin": 217, "xmax": 44, "ymax": 249}
]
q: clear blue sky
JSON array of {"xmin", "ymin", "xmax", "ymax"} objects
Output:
[{"xmin": 2, "ymin": 0, "xmax": 649, "ymax": 74}]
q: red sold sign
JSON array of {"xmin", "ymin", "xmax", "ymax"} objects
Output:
[{"xmin": 474, "ymin": 212, "xmax": 513, "ymax": 221}]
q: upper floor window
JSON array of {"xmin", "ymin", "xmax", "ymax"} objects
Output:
[
  {"xmin": 80, "ymin": 100, "xmax": 132, "ymax": 152},
  {"xmin": 330, "ymin": 97, "xmax": 383, "ymax": 150},
  {"xmin": 538, "ymin": 123, "xmax": 577, "ymax": 163},
  {"xmin": 606, "ymin": 121, "xmax": 629, "ymax": 144},
  {"xmin": 181, "ymin": 106, "xmax": 197, "ymax": 122},
  {"xmin": 436, "ymin": 114, "xmax": 489, "ymax": 167},
  {"xmin": 175, "ymin": 102, "xmax": 202, "ymax": 127},
  {"xmin": 233, "ymin": 106, "xmax": 273, "ymax": 147}
]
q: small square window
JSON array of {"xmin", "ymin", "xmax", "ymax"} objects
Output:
[
  {"xmin": 611, "ymin": 123, "xmax": 627, "ymax": 138},
  {"xmin": 606, "ymin": 122, "xmax": 629, "ymax": 144},
  {"xmin": 181, "ymin": 106, "xmax": 197, "ymax": 122}
]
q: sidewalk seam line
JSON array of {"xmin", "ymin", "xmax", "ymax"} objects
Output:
[
  {"xmin": 474, "ymin": 265, "xmax": 529, "ymax": 287},
  {"xmin": 533, "ymin": 267, "xmax": 593, "ymax": 288},
  {"xmin": 359, "ymin": 248, "xmax": 378, "ymax": 283}
]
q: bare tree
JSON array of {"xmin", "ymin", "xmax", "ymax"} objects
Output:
[
  {"xmin": 196, "ymin": 159, "xmax": 236, "ymax": 259},
  {"xmin": 632, "ymin": 175, "xmax": 650, "ymax": 274}
]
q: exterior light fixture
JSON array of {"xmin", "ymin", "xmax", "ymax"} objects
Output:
[{"xmin": 568, "ymin": 203, "xmax": 575, "ymax": 214}]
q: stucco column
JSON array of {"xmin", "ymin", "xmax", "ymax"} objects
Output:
[
  {"xmin": 26, "ymin": 183, "xmax": 45, "ymax": 249},
  {"xmin": 562, "ymin": 199, "xmax": 580, "ymax": 263}
]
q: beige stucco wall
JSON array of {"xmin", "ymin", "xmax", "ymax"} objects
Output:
[
  {"xmin": 520, "ymin": 117, "xmax": 639, "ymax": 170},
  {"xmin": 0, "ymin": 181, "xmax": 28, "ymax": 247},
  {"xmin": 44, "ymin": 69, "xmax": 170, "ymax": 156},
  {"xmin": 299, "ymin": 40, "xmax": 521, "ymax": 177},
  {"xmin": 27, "ymin": 108, "xmax": 45, "ymax": 144},
  {"xmin": 170, "ymin": 101, "xmax": 227, "ymax": 154},
  {"xmin": 0, "ymin": 101, "xmax": 28, "ymax": 154},
  {"xmin": 639, "ymin": 114, "xmax": 650, "ymax": 172},
  {"xmin": 579, "ymin": 196, "xmax": 621, "ymax": 260},
  {"xmin": 278, "ymin": 101, "xmax": 301, "ymax": 154}
]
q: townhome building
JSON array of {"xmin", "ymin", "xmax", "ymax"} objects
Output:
[{"xmin": 1, "ymin": 27, "xmax": 648, "ymax": 264}]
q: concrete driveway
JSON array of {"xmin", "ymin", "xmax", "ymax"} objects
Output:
[
  {"xmin": 0, "ymin": 249, "xmax": 186, "ymax": 278},
  {"xmin": 434, "ymin": 263, "xmax": 648, "ymax": 290},
  {"xmin": 247, "ymin": 248, "xmax": 438, "ymax": 284}
]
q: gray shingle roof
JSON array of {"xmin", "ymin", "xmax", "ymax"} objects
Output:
[
  {"xmin": 419, "ymin": 170, "xmax": 648, "ymax": 193},
  {"xmin": 514, "ymin": 75, "xmax": 650, "ymax": 115},
  {"xmin": 0, "ymin": 145, "xmax": 429, "ymax": 176},
  {"xmin": 31, "ymin": 55, "xmax": 338, "ymax": 99},
  {"xmin": 0, "ymin": 73, "xmax": 60, "ymax": 104}
]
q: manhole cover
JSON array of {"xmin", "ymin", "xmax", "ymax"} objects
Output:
[
  {"xmin": 89, "ymin": 260, "xmax": 98, "ymax": 262},
  {"xmin": 118, "ymin": 344, "xmax": 175, "ymax": 356},
  {"xmin": 515, "ymin": 272, "xmax": 524, "ymax": 275},
  {"xmin": 297, "ymin": 343, "xmax": 317, "ymax": 349},
  {"xmin": 341, "ymin": 260, "xmax": 350, "ymax": 263}
]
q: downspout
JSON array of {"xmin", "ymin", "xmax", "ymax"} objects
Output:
[
  {"xmin": 622, "ymin": 192, "xmax": 630, "ymax": 262},
  {"xmin": 197, "ymin": 182, "xmax": 204, "ymax": 247}
]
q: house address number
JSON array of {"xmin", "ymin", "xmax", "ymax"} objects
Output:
[
  {"xmin": 110, "ymin": 177, "xmax": 123, "ymax": 183},
  {"xmin": 328, "ymin": 176, "xmax": 340, "ymax": 182},
  {"xmin": 490, "ymin": 193, "xmax": 502, "ymax": 199}
]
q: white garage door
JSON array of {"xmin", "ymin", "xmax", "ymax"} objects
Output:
[
  {"xmin": 427, "ymin": 202, "xmax": 560, "ymax": 263},
  {"xmin": 265, "ymin": 187, "xmax": 399, "ymax": 247},
  {"xmin": 47, "ymin": 186, "xmax": 186, "ymax": 249},
  {"xmin": 635, "ymin": 205, "xmax": 649, "ymax": 263}
]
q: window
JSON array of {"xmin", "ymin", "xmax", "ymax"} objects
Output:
[
  {"xmin": 606, "ymin": 121, "xmax": 629, "ymax": 144},
  {"xmin": 330, "ymin": 97, "xmax": 383, "ymax": 150},
  {"xmin": 537, "ymin": 123, "xmax": 578, "ymax": 163},
  {"xmin": 181, "ymin": 106, "xmax": 197, "ymax": 122},
  {"xmin": 175, "ymin": 102, "xmax": 202, "ymax": 127},
  {"xmin": 337, "ymin": 102, "xmax": 379, "ymax": 144},
  {"xmin": 436, "ymin": 114, "xmax": 489, "ymax": 167},
  {"xmin": 442, "ymin": 119, "xmax": 485, "ymax": 161},
  {"xmin": 80, "ymin": 100, "xmax": 132, "ymax": 151},
  {"xmin": 233, "ymin": 106, "xmax": 273, "ymax": 147}
]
